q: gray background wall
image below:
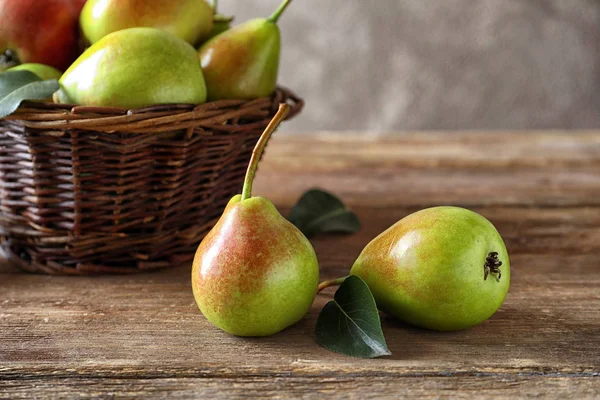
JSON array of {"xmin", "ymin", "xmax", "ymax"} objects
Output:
[{"xmin": 220, "ymin": 0, "xmax": 600, "ymax": 133}]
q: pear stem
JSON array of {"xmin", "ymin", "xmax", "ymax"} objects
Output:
[
  {"xmin": 212, "ymin": 0, "xmax": 218, "ymax": 13},
  {"xmin": 317, "ymin": 276, "xmax": 349, "ymax": 293},
  {"xmin": 268, "ymin": 0, "xmax": 293, "ymax": 23},
  {"xmin": 241, "ymin": 104, "xmax": 290, "ymax": 201}
]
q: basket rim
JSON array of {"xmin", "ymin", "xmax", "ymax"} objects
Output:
[{"xmin": 0, "ymin": 86, "xmax": 303, "ymax": 134}]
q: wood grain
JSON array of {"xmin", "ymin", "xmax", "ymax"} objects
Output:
[
  {"xmin": 1, "ymin": 132, "xmax": 599, "ymax": 399},
  {"xmin": 253, "ymin": 131, "xmax": 600, "ymax": 207}
]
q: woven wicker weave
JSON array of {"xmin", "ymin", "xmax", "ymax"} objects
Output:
[{"xmin": 0, "ymin": 87, "xmax": 303, "ymax": 275}]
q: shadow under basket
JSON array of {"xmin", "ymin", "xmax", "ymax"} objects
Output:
[{"xmin": 0, "ymin": 87, "xmax": 303, "ymax": 275}]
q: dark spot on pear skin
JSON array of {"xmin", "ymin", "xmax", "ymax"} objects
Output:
[{"xmin": 484, "ymin": 251, "xmax": 502, "ymax": 281}]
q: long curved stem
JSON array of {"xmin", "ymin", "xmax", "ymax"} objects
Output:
[
  {"xmin": 317, "ymin": 276, "xmax": 349, "ymax": 293},
  {"xmin": 268, "ymin": 0, "xmax": 293, "ymax": 23},
  {"xmin": 241, "ymin": 104, "xmax": 290, "ymax": 201}
]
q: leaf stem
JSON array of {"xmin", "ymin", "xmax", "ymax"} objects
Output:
[
  {"xmin": 241, "ymin": 104, "xmax": 290, "ymax": 201},
  {"xmin": 317, "ymin": 276, "xmax": 349, "ymax": 293},
  {"xmin": 268, "ymin": 0, "xmax": 293, "ymax": 23}
]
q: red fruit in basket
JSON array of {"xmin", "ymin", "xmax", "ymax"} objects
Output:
[
  {"xmin": 0, "ymin": 0, "xmax": 85, "ymax": 71},
  {"xmin": 80, "ymin": 0, "xmax": 214, "ymax": 45},
  {"xmin": 192, "ymin": 104, "xmax": 320, "ymax": 337},
  {"xmin": 198, "ymin": 0, "xmax": 293, "ymax": 101}
]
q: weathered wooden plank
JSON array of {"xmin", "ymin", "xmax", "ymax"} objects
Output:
[
  {"xmin": 1, "ymin": 374, "xmax": 600, "ymax": 400},
  {"xmin": 1, "ymin": 206, "xmax": 598, "ymax": 374},
  {"xmin": 253, "ymin": 132, "xmax": 600, "ymax": 207}
]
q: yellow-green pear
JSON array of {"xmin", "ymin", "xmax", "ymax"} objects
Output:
[
  {"xmin": 54, "ymin": 28, "xmax": 207, "ymax": 108},
  {"xmin": 350, "ymin": 207, "xmax": 510, "ymax": 331},
  {"xmin": 80, "ymin": 0, "xmax": 214, "ymax": 45},
  {"xmin": 7, "ymin": 63, "xmax": 62, "ymax": 80}
]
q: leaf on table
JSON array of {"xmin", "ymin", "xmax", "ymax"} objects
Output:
[
  {"xmin": 315, "ymin": 275, "xmax": 391, "ymax": 359},
  {"xmin": 0, "ymin": 70, "xmax": 59, "ymax": 118},
  {"xmin": 288, "ymin": 188, "xmax": 360, "ymax": 237}
]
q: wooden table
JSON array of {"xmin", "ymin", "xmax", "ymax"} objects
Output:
[{"xmin": 1, "ymin": 132, "xmax": 599, "ymax": 399}]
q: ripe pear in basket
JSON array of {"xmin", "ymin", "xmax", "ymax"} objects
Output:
[
  {"xmin": 208, "ymin": 0, "xmax": 234, "ymax": 40},
  {"xmin": 80, "ymin": 0, "xmax": 214, "ymax": 45},
  {"xmin": 0, "ymin": 3, "xmax": 303, "ymax": 274},
  {"xmin": 0, "ymin": 0, "xmax": 86, "ymax": 71},
  {"xmin": 6, "ymin": 63, "xmax": 62, "ymax": 80},
  {"xmin": 54, "ymin": 27, "xmax": 207, "ymax": 108},
  {"xmin": 199, "ymin": 0, "xmax": 292, "ymax": 101}
]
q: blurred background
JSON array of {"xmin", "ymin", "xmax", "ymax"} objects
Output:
[{"xmin": 221, "ymin": 0, "xmax": 600, "ymax": 133}]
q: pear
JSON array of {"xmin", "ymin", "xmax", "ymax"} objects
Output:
[
  {"xmin": 206, "ymin": 0, "xmax": 234, "ymax": 41},
  {"xmin": 350, "ymin": 207, "xmax": 510, "ymax": 331},
  {"xmin": 198, "ymin": 0, "xmax": 293, "ymax": 101},
  {"xmin": 80, "ymin": 0, "xmax": 214, "ymax": 45},
  {"xmin": 208, "ymin": 15, "xmax": 234, "ymax": 40},
  {"xmin": 0, "ymin": 0, "xmax": 84, "ymax": 71},
  {"xmin": 192, "ymin": 104, "xmax": 319, "ymax": 337},
  {"xmin": 7, "ymin": 63, "xmax": 62, "ymax": 80},
  {"xmin": 54, "ymin": 28, "xmax": 207, "ymax": 108}
]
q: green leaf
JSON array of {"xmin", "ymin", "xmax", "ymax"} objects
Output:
[
  {"xmin": 0, "ymin": 70, "xmax": 40, "ymax": 98},
  {"xmin": 315, "ymin": 276, "xmax": 391, "ymax": 359},
  {"xmin": 0, "ymin": 70, "xmax": 59, "ymax": 118},
  {"xmin": 289, "ymin": 189, "xmax": 360, "ymax": 237}
]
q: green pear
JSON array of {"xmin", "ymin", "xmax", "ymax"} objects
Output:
[
  {"xmin": 198, "ymin": 0, "xmax": 293, "ymax": 101},
  {"xmin": 207, "ymin": 15, "xmax": 234, "ymax": 41},
  {"xmin": 350, "ymin": 207, "xmax": 510, "ymax": 331},
  {"xmin": 80, "ymin": 0, "xmax": 214, "ymax": 45},
  {"xmin": 206, "ymin": 0, "xmax": 234, "ymax": 41},
  {"xmin": 192, "ymin": 105, "xmax": 319, "ymax": 337},
  {"xmin": 54, "ymin": 28, "xmax": 207, "ymax": 108},
  {"xmin": 7, "ymin": 63, "xmax": 62, "ymax": 80}
]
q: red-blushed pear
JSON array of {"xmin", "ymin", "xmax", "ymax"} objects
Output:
[
  {"xmin": 53, "ymin": 28, "xmax": 206, "ymax": 108},
  {"xmin": 80, "ymin": 0, "xmax": 214, "ymax": 45},
  {"xmin": 349, "ymin": 207, "xmax": 510, "ymax": 331},
  {"xmin": 192, "ymin": 105, "xmax": 320, "ymax": 337},
  {"xmin": 0, "ymin": 0, "xmax": 85, "ymax": 71},
  {"xmin": 198, "ymin": 0, "xmax": 293, "ymax": 101},
  {"xmin": 70, "ymin": 0, "xmax": 87, "ymax": 14},
  {"xmin": 7, "ymin": 63, "xmax": 62, "ymax": 81}
]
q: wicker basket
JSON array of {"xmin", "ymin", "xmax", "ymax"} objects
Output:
[{"xmin": 0, "ymin": 87, "xmax": 303, "ymax": 275}]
